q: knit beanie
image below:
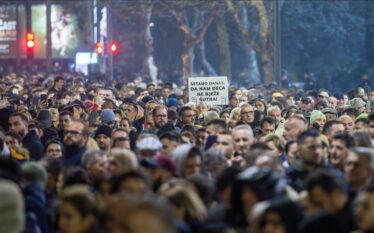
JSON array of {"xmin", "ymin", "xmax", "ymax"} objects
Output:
[
  {"xmin": 100, "ymin": 109, "xmax": 116, "ymax": 124},
  {"xmin": 36, "ymin": 109, "xmax": 52, "ymax": 128},
  {"xmin": 0, "ymin": 179, "xmax": 25, "ymax": 233},
  {"xmin": 95, "ymin": 125, "xmax": 113, "ymax": 138},
  {"xmin": 166, "ymin": 98, "xmax": 179, "ymax": 110},
  {"xmin": 310, "ymin": 110, "xmax": 326, "ymax": 125},
  {"xmin": 21, "ymin": 162, "xmax": 48, "ymax": 189}
]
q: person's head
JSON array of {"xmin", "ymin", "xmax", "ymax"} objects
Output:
[
  {"xmin": 152, "ymin": 105, "xmax": 168, "ymax": 129},
  {"xmin": 58, "ymin": 185, "xmax": 97, "ymax": 233},
  {"xmin": 44, "ymin": 139, "xmax": 64, "ymax": 158},
  {"xmin": 215, "ymin": 131, "xmax": 234, "ymax": 160},
  {"xmin": 310, "ymin": 110, "xmax": 326, "ymax": 129},
  {"xmin": 339, "ymin": 115, "xmax": 354, "ymax": 134},
  {"xmin": 121, "ymin": 102, "xmax": 138, "ymax": 122},
  {"xmin": 159, "ymin": 179, "xmax": 207, "ymax": 222},
  {"xmin": 59, "ymin": 111, "xmax": 72, "ymax": 130},
  {"xmin": 285, "ymin": 140, "xmax": 297, "ymax": 165},
  {"xmin": 172, "ymin": 144, "xmax": 204, "ymax": 178},
  {"xmin": 196, "ymin": 102, "xmax": 208, "ymax": 116},
  {"xmin": 354, "ymin": 185, "xmax": 374, "ymax": 232},
  {"xmin": 39, "ymin": 157, "xmax": 63, "ymax": 194},
  {"xmin": 232, "ymin": 124, "xmax": 254, "ymax": 156},
  {"xmin": 229, "ymin": 93, "xmax": 239, "ymax": 108},
  {"xmin": 94, "ymin": 125, "xmax": 112, "ymax": 152},
  {"xmin": 98, "ymin": 88, "xmax": 114, "ymax": 100},
  {"xmin": 322, "ymin": 120, "xmax": 345, "ymax": 143},
  {"xmin": 282, "ymin": 116, "xmax": 307, "ymax": 141},
  {"xmin": 118, "ymin": 117, "xmax": 132, "ymax": 133},
  {"xmin": 297, "ymin": 130, "xmax": 324, "ymax": 169},
  {"xmin": 260, "ymin": 116, "xmax": 276, "ymax": 135},
  {"xmin": 240, "ymin": 104, "xmax": 255, "ymax": 125},
  {"xmin": 366, "ymin": 113, "xmax": 374, "ymax": 137},
  {"xmin": 161, "ymin": 86, "xmax": 171, "ymax": 99},
  {"xmin": 9, "ymin": 113, "xmax": 28, "ymax": 137},
  {"xmin": 136, "ymin": 136, "xmax": 163, "ymax": 159},
  {"xmin": 108, "ymin": 148, "xmax": 139, "ymax": 176},
  {"xmin": 147, "ymin": 83, "xmax": 156, "ymax": 95},
  {"xmin": 110, "ymin": 170, "xmax": 149, "ymax": 195},
  {"xmin": 259, "ymin": 199, "xmax": 304, "ymax": 233},
  {"xmin": 54, "ymin": 76, "xmax": 65, "ymax": 89},
  {"xmin": 206, "ymin": 118, "xmax": 227, "ymax": 136},
  {"xmin": 352, "ymin": 130, "xmax": 373, "ymax": 148},
  {"xmin": 4, "ymin": 131, "xmax": 23, "ymax": 150},
  {"xmin": 111, "ymin": 128, "xmax": 130, "ymax": 150},
  {"xmin": 178, "ymin": 106, "xmax": 195, "ymax": 127},
  {"xmin": 81, "ymin": 150, "xmax": 109, "ymax": 180},
  {"xmin": 204, "ymin": 148, "xmax": 227, "ymax": 179},
  {"xmin": 267, "ymin": 106, "xmax": 282, "ymax": 126},
  {"xmin": 159, "ymin": 132, "xmax": 181, "ymax": 154},
  {"xmin": 0, "ymin": 179, "xmax": 25, "ymax": 233},
  {"xmin": 261, "ymin": 134, "xmax": 285, "ymax": 156},
  {"xmin": 63, "ymin": 120, "xmax": 90, "ymax": 148},
  {"xmin": 345, "ymin": 147, "xmax": 374, "ymax": 191},
  {"xmin": 305, "ymin": 169, "xmax": 348, "ymax": 213},
  {"xmin": 329, "ymin": 133, "xmax": 354, "ymax": 171},
  {"xmin": 108, "ymin": 194, "xmax": 177, "ymax": 233}
]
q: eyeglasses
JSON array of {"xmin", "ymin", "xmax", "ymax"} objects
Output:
[
  {"xmin": 64, "ymin": 130, "xmax": 82, "ymax": 136},
  {"xmin": 241, "ymin": 111, "xmax": 254, "ymax": 115},
  {"xmin": 155, "ymin": 114, "xmax": 167, "ymax": 118}
]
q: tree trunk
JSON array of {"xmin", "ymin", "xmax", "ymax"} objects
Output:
[
  {"xmin": 215, "ymin": 16, "xmax": 231, "ymax": 80},
  {"xmin": 199, "ymin": 39, "xmax": 217, "ymax": 76},
  {"xmin": 241, "ymin": 6, "xmax": 260, "ymax": 84},
  {"xmin": 141, "ymin": 1, "xmax": 158, "ymax": 83},
  {"xmin": 182, "ymin": 45, "xmax": 194, "ymax": 84},
  {"xmin": 260, "ymin": 48, "xmax": 274, "ymax": 85}
]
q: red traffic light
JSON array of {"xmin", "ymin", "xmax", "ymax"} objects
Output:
[
  {"xmin": 96, "ymin": 42, "xmax": 103, "ymax": 55},
  {"xmin": 111, "ymin": 42, "xmax": 118, "ymax": 54},
  {"xmin": 26, "ymin": 32, "xmax": 35, "ymax": 48}
]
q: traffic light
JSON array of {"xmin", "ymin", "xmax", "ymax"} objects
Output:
[
  {"xmin": 110, "ymin": 42, "xmax": 119, "ymax": 55},
  {"xmin": 96, "ymin": 42, "xmax": 103, "ymax": 55},
  {"xmin": 26, "ymin": 32, "xmax": 34, "ymax": 58}
]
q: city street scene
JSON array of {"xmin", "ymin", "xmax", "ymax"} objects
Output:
[{"xmin": 1, "ymin": 0, "xmax": 374, "ymax": 233}]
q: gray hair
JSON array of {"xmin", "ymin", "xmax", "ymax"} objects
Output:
[
  {"xmin": 82, "ymin": 150, "xmax": 107, "ymax": 169},
  {"xmin": 232, "ymin": 124, "xmax": 254, "ymax": 137}
]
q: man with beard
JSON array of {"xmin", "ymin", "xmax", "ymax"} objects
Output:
[
  {"xmin": 287, "ymin": 129, "xmax": 327, "ymax": 192},
  {"xmin": 95, "ymin": 125, "xmax": 112, "ymax": 153},
  {"xmin": 143, "ymin": 106, "xmax": 168, "ymax": 134},
  {"xmin": 9, "ymin": 113, "xmax": 44, "ymax": 160},
  {"xmin": 61, "ymin": 120, "xmax": 89, "ymax": 167}
]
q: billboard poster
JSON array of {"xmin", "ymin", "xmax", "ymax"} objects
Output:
[
  {"xmin": 32, "ymin": 5, "xmax": 46, "ymax": 58},
  {"xmin": 0, "ymin": 6, "xmax": 17, "ymax": 57},
  {"xmin": 51, "ymin": 5, "xmax": 81, "ymax": 58}
]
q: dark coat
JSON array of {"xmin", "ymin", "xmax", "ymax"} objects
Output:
[
  {"xmin": 23, "ymin": 131, "xmax": 44, "ymax": 160},
  {"xmin": 24, "ymin": 183, "xmax": 48, "ymax": 233},
  {"xmin": 60, "ymin": 146, "xmax": 86, "ymax": 167}
]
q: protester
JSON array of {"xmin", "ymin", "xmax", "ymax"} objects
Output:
[{"xmin": 0, "ymin": 71, "xmax": 373, "ymax": 233}]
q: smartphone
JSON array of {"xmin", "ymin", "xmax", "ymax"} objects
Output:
[{"xmin": 40, "ymin": 94, "xmax": 48, "ymax": 102}]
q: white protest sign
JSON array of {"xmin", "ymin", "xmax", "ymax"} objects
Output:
[{"xmin": 188, "ymin": 76, "xmax": 228, "ymax": 105}]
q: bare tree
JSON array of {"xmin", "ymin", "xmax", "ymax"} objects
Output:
[
  {"xmin": 164, "ymin": 1, "xmax": 216, "ymax": 83},
  {"xmin": 226, "ymin": 0, "xmax": 274, "ymax": 84}
]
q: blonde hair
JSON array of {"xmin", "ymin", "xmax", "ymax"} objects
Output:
[
  {"xmin": 159, "ymin": 179, "xmax": 207, "ymax": 221},
  {"xmin": 109, "ymin": 148, "xmax": 139, "ymax": 172}
]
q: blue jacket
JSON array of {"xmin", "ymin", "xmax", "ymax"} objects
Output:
[{"xmin": 24, "ymin": 183, "xmax": 48, "ymax": 233}]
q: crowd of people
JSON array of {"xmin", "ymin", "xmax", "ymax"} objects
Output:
[{"xmin": 1, "ymin": 72, "xmax": 374, "ymax": 233}]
